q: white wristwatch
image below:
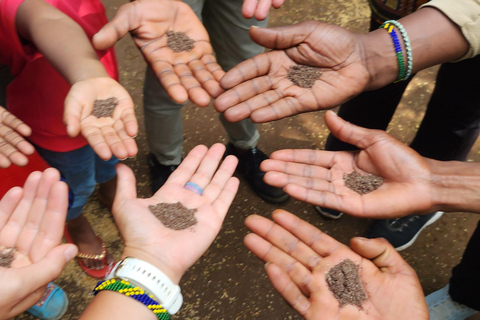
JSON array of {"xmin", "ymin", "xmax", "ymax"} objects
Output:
[{"xmin": 106, "ymin": 257, "xmax": 183, "ymax": 314}]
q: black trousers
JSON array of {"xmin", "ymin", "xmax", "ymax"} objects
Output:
[{"xmin": 324, "ymin": 20, "xmax": 480, "ymax": 309}]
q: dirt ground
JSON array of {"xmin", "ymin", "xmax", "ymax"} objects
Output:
[{"xmin": 16, "ymin": 0, "xmax": 480, "ymax": 319}]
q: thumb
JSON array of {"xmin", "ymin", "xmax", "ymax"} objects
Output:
[
  {"xmin": 249, "ymin": 21, "xmax": 315, "ymax": 49},
  {"xmin": 350, "ymin": 237, "xmax": 416, "ymax": 275},
  {"xmin": 112, "ymin": 163, "xmax": 138, "ymax": 209},
  {"xmin": 93, "ymin": 3, "xmax": 138, "ymax": 50}
]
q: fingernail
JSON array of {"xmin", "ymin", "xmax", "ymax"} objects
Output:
[
  {"xmin": 65, "ymin": 245, "xmax": 78, "ymax": 261},
  {"xmin": 265, "ymin": 261, "xmax": 272, "ymax": 269}
]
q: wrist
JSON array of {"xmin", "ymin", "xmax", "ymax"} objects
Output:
[
  {"xmin": 120, "ymin": 247, "xmax": 183, "ymax": 285},
  {"xmin": 356, "ymin": 29, "xmax": 398, "ymax": 90}
]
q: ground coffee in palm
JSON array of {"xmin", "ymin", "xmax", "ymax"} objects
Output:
[
  {"xmin": 326, "ymin": 259, "xmax": 367, "ymax": 309},
  {"xmin": 166, "ymin": 31, "xmax": 195, "ymax": 52},
  {"xmin": 344, "ymin": 171, "xmax": 383, "ymax": 195},
  {"xmin": 149, "ymin": 202, "xmax": 198, "ymax": 230},
  {"xmin": 288, "ymin": 65, "xmax": 322, "ymax": 88},
  {"xmin": 0, "ymin": 246, "xmax": 16, "ymax": 268},
  {"xmin": 92, "ymin": 97, "xmax": 118, "ymax": 118}
]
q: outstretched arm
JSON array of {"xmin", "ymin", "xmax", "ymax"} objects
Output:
[
  {"xmin": 244, "ymin": 210, "xmax": 428, "ymax": 320},
  {"xmin": 93, "ymin": 0, "xmax": 225, "ymax": 107},
  {"xmin": 215, "ymin": 7, "xmax": 469, "ymax": 123},
  {"xmin": 15, "ymin": 0, "xmax": 138, "ymax": 160}
]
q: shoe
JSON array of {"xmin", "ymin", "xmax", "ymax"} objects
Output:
[
  {"xmin": 26, "ymin": 282, "xmax": 69, "ymax": 320},
  {"xmin": 148, "ymin": 153, "xmax": 179, "ymax": 193},
  {"xmin": 366, "ymin": 211, "xmax": 444, "ymax": 251},
  {"xmin": 64, "ymin": 226, "xmax": 114, "ymax": 279},
  {"xmin": 426, "ymin": 284, "xmax": 478, "ymax": 320},
  {"xmin": 315, "ymin": 206, "xmax": 344, "ymax": 219},
  {"xmin": 225, "ymin": 143, "xmax": 289, "ymax": 203}
]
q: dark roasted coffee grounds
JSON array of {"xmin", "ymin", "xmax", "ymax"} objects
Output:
[
  {"xmin": 0, "ymin": 246, "xmax": 17, "ymax": 268},
  {"xmin": 92, "ymin": 97, "xmax": 118, "ymax": 118},
  {"xmin": 149, "ymin": 202, "xmax": 198, "ymax": 230},
  {"xmin": 326, "ymin": 259, "xmax": 368, "ymax": 309},
  {"xmin": 166, "ymin": 31, "xmax": 195, "ymax": 52},
  {"xmin": 344, "ymin": 171, "xmax": 383, "ymax": 195},
  {"xmin": 287, "ymin": 65, "xmax": 322, "ymax": 88}
]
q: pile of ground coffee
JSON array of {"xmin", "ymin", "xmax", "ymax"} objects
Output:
[
  {"xmin": 0, "ymin": 246, "xmax": 17, "ymax": 268},
  {"xmin": 148, "ymin": 202, "xmax": 198, "ymax": 230},
  {"xmin": 287, "ymin": 65, "xmax": 322, "ymax": 88},
  {"xmin": 326, "ymin": 259, "xmax": 368, "ymax": 309},
  {"xmin": 166, "ymin": 31, "xmax": 195, "ymax": 52},
  {"xmin": 92, "ymin": 97, "xmax": 118, "ymax": 118},
  {"xmin": 344, "ymin": 171, "xmax": 383, "ymax": 195}
]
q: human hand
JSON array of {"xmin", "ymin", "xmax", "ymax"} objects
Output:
[
  {"xmin": 214, "ymin": 21, "xmax": 370, "ymax": 123},
  {"xmin": 0, "ymin": 168, "xmax": 78, "ymax": 319},
  {"xmin": 0, "ymin": 106, "xmax": 35, "ymax": 168},
  {"xmin": 64, "ymin": 77, "xmax": 138, "ymax": 161},
  {"xmin": 261, "ymin": 111, "xmax": 436, "ymax": 219},
  {"xmin": 244, "ymin": 210, "xmax": 428, "ymax": 320},
  {"xmin": 242, "ymin": 0, "xmax": 285, "ymax": 20},
  {"xmin": 93, "ymin": 0, "xmax": 224, "ymax": 107},
  {"xmin": 111, "ymin": 143, "xmax": 239, "ymax": 284}
]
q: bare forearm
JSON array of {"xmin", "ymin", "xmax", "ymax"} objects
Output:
[
  {"xmin": 360, "ymin": 7, "xmax": 469, "ymax": 90},
  {"xmin": 16, "ymin": 0, "xmax": 109, "ymax": 85},
  {"xmin": 428, "ymin": 160, "xmax": 480, "ymax": 214}
]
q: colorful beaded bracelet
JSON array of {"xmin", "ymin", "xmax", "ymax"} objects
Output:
[
  {"xmin": 380, "ymin": 20, "xmax": 413, "ymax": 81},
  {"xmin": 93, "ymin": 278, "xmax": 171, "ymax": 320},
  {"xmin": 381, "ymin": 23, "xmax": 406, "ymax": 81}
]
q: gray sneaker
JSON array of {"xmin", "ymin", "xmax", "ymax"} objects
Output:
[{"xmin": 426, "ymin": 284, "xmax": 478, "ymax": 320}]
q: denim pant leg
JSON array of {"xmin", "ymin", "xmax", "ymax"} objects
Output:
[
  {"xmin": 203, "ymin": 0, "xmax": 266, "ymax": 149},
  {"xmin": 449, "ymin": 220, "xmax": 480, "ymax": 310}
]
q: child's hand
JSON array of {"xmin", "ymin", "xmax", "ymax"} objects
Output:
[
  {"xmin": 64, "ymin": 77, "xmax": 138, "ymax": 161},
  {"xmin": 0, "ymin": 107, "xmax": 34, "ymax": 168}
]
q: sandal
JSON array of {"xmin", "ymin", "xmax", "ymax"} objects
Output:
[
  {"xmin": 64, "ymin": 226, "xmax": 114, "ymax": 279},
  {"xmin": 26, "ymin": 282, "xmax": 68, "ymax": 320}
]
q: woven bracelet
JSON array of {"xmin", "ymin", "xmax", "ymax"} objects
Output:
[
  {"xmin": 93, "ymin": 278, "xmax": 171, "ymax": 320},
  {"xmin": 381, "ymin": 20, "xmax": 413, "ymax": 80}
]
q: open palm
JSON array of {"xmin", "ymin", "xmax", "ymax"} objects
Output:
[
  {"xmin": 244, "ymin": 210, "xmax": 428, "ymax": 320},
  {"xmin": 215, "ymin": 21, "xmax": 369, "ymax": 123},
  {"xmin": 93, "ymin": 0, "xmax": 224, "ymax": 107},
  {"xmin": 261, "ymin": 111, "xmax": 436, "ymax": 218},
  {"xmin": 112, "ymin": 144, "xmax": 239, "ymax": 284}
]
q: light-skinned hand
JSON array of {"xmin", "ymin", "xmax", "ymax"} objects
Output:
[
  {"xmin": 0, "ymin": 168, "xmax": 78, "ymax": 319},
  {"xmin": 0, "ymin": 106, "xmax": 34, "ymax": 168},
  {"xmin": 244, "ymin": 209, "xmax": 428, "ymax": 320},
  {"xmin": 241, "ymin": 0, "xmax": 285, "ymax": 21},
  {"xmin": 214, "ymin": 21, "xmax": 370, "ymax": 123},
  {"xmin": 111, "ymin": 143, "xmax": 239, "ymax": 284},
  {"xmin": 93, "ymin": 0, "xmax": 225, "ymax": 107},
  {"xmin": 64, "ymin": 77, "xmax": 138, "ymax": 161},
  {"xmin": 261, "ymin": 110, "xmax": 436, "ymax": 218}
]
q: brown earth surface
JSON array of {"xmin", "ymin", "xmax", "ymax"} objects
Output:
[{"xmin": 15, "ymin": 0, "xmax": 480, "ymax": 319}]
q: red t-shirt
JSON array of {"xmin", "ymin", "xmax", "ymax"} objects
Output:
[{"xmin": 0, "ymin": 0, "xmax": 118, "ymax": 152}]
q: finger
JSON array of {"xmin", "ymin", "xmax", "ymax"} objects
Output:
[
  {"xmin": 10, "ymin": 244, "xmax": 77, "ymax": 314},
  {"xmin": 115, "ymin": 99, "xmax": 138, "ymax": 138},
  {"xmin": 261, "ymin": 159, "xmax": 331, "ymax": 181},
  {"xmin": 92, "ymin": 2, "xmax": 138, "ymax": 50},
  {"xmin": 203, "ymin": 155, "xmax": 238, "ymax": 202},
  {"xmin": 211, "ymin": 177, "xmax": 239, "ymax": 220},
  {"xmin": 255, "ymin": 0, "xmax": 273, "ymax": 21},
  {"xmin": 63, "ymin": 98, "xmax": 83, "ymax": 137},
  {"xmin": 99, "ymin": 124, "xmax": 128, "ymax": 160},
  {"xmin": 244, "ymin": 214, "xmax": 322, "ymax": 269},
  {"xmin": 152, "ymin": 60, "xmax": 189, "ymax": 104},
  {"xmin": 249, "ymin": 21, "xmax": 313, "ymax": 49},
  {"xmin": 17, "ymin": 168, "xmax": 62, "ymax": 257},
  {"xmin": 113, "ymin": 120, "xmax": 138, "ymax": 158},
  {"xmin": 248, "ymin": 97, "xmax": 307, "ymax": 123},
  {"xmin": 174, "ymin": 62, "xmax": 211, "ymax": 107},
  {"xmin": 325, "ymin": 110, "xmax": 387, "ymax": 150},
  {"xmin": 0, "ymin": 153, "xmax": 12, "ymax": 168},
  {"xmin": 269, "ymin": 149, "xmax": 337, "ymax": 168},
  {"xmin": 218, "ymin": 52, "xmax": 271, "ymax": 90},
  {"xmin": 0, "ymin": 124, "xmax": 34, "ymax": 155},
  {"xmin": 265, "ymin": 262, "xmax": 311, "ymax": 317},
  {"xmin": 272, "ymin": 0, "xmax": 285, "ymax": 8},
  {"xmin": 271, "ymin": 210, "xmax": 344, "ymax": 257},
  {"xmin": 1, "ymin": 110, "xmax": 32, "ymax": 137},
  {"xmin": 350, "ymin": 237, "xmax": 417, "ymax": 275},
  {"xmin": 0, "ymin": 187, "xmax": 23, "ymax": 230},
  {"xmin": 202, "ymin": 54, "xmax": 225, "ymax": 83},
  {"xmin": 0, "ymin": 171, "xmax": 42, "ymax": 247},
  {"xmin": 0, "ymin": 143, "xmax": 30, "ymax": 167},
  {"xmin": 81, "ymin": 123, "xmax": 112, "ymax": 160},
  {"xmin": 30, "ymin": 179, "xmax": 69, "ymax": 261},
  {"xmin": 241, "ymin": 0, "xmax": 258, "ymax": 19},
  {"xmin": 164, "ymin": 144, "xmax": 209, "ymax": 188},
  {"xmin": 113, "ymin": 163, "xmax": 137, "ymax": 205},
  {"xmin": 189, "ymin": 59, "xmax": 223, "ymax": 98},
  {"xmin": 183, "ymin": 143, "xmax": 226, "ymax": 191}
]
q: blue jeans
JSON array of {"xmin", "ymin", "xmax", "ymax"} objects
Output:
[{"xmin": 35, "ymin": 144, "xmax": 118, "ymax": 220}]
